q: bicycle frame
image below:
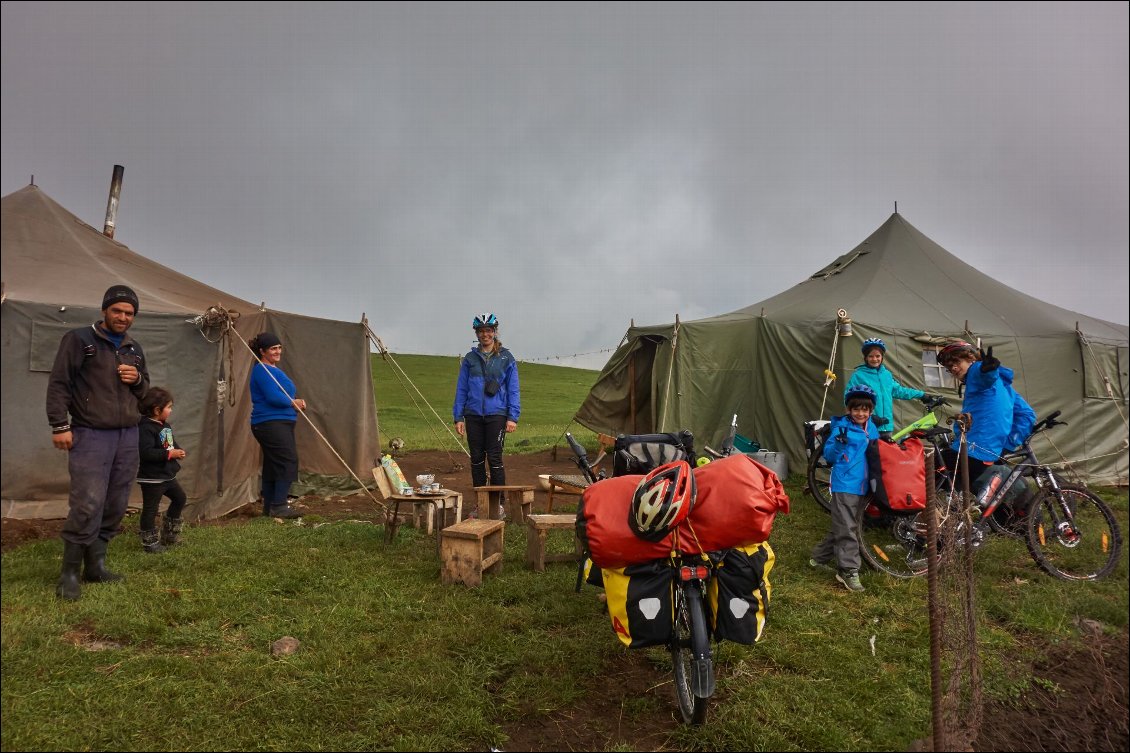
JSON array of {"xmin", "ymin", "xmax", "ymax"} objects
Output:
[{"xmin": 860, "ymin": 408, "xmax": 1122, "ymax": 581}]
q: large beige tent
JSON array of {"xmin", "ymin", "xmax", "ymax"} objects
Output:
[
  {"xmin": 576, "ymin": 213, "xmax": 1128, "ymax": 485},
  {"xmin": 1, "ymin": 185, "xmax": 381, "ymax": 519}
]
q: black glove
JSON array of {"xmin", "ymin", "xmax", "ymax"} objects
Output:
[
  {"xmin": 872, "ymin": 416, "xmax": 890, "ymax": 428},
  {"xmin": 920, "ymin": 393, "xmax": 944, "ymax": 405},
  {"xmin": 979, "ymin": 346, "xmax": 1000, "ymax": 373},
  {"xmin": 836, "ymin": 427, "xmax": 848, "ymax": 443}
]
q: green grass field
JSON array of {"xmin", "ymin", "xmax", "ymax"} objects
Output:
[
  {"xmin": 371, "ymin": 352, "xmax": 602, "ymax": 453},
  {"xmin": 3, "ymin": 479, "xmax": 1125, "ymax": 751},
  {"xmin": 3, "ymin": 356, "xmax": 1127, "ymax": 751}
]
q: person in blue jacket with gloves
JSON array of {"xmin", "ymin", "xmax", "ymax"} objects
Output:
[
  {"xmin": 453, "ymin": 313, "xmax": 521, "ymax": 488},
  {"xmin": 936, "ymin": 341, "xmax": 1036, "ymax": 490},
  {"xmin": 810, "ymin": 384, "xmax": 881, "ymax": 592},
  {"xmin": 844, "ymin": 338, "xmax": 941, "ymax": 437}
]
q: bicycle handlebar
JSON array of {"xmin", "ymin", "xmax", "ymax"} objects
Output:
[
  {"xmin": 565, "ymin": 432, "xmax": 599, "ymax": 484},
  {"xmin": 1029, "ymin": 410, "xmax": 1066, "ymax": 437},
  {"xmin": 565, "ymin": 432, "xmax": 588, "ymax": 460},
  {"xmin": 923, "ymin": 395, "xmax": 950, "ymax": 411}
]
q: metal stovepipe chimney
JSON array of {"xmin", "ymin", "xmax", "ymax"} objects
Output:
[{"xmin": 102, "ymin": 164, "xmax": 125, "ymax": 238}]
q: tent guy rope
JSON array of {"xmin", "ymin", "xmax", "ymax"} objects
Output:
[{"xmin": 364, "ymin": 324, "xmax": 469, "ymax": 467}]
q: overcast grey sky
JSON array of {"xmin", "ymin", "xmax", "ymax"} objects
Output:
[{"xmin": 3, "ymin": 2, "xmax": 1127, "ymax": 369}]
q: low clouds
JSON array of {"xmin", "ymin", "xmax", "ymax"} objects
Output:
[{"xmin": 3, "ymin": 3, "xmax": 1126, "ymax": 369}]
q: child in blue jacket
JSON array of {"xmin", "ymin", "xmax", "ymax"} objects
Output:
[
  {"xmin": 844, "ymin": 338, "xmax": 940, "ymax": 436},
  {"xmin": 810, "ymin": 385, "xmax": 880, "ymax": 592}
]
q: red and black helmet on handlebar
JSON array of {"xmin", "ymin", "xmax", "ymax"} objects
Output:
[{"xmin": 629, "ymin": 460, "xmax": 696, "ymax": 542}]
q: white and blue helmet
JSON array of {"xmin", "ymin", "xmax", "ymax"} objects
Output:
[{"xmin": 473, "ymin": 313, "xmax": 499, "ymax": 330}]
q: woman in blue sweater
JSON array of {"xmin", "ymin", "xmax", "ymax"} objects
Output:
[
  {"xmin": 453, "ymin": 313, "xmax": 521, "ymax": 488},
  {"xmin": 248, "ymin": 332, "xmax": 305, "ymax": 518}
]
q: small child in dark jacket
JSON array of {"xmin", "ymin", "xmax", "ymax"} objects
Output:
[
  {"xmin": 137, "ymin": 387, "xmax": 188, "ymax": 553},
  {"xmin": 810, "ymin": 385, "xmax": 880, "ymax": 592}
]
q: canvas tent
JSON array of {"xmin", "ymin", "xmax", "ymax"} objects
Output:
[
  {"xmin": 1, "ymin": 184, "xmax": 381, "ymax": 519},
  {"xmin": 576, "ymin": 213, "xmax": 1129, "ymax": 485}
]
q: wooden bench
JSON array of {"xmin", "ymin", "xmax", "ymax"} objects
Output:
[
  {"xmin": 474, "ymin": 484, "xmax": 535, "ymax": 524},
  {"xmin": 525, "ymin": 514, "xmax": 581, "ymax": 572},
  {"xmin": 545, "ymin": 474, "xmax": 590, "ymax": 513},
  {"xmin": 441, "ymin": 518, "xmax": 505, "ymax": 587}
]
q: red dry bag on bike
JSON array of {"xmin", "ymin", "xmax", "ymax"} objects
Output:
[{"xmin": 866, "ymin": 437, "xmax": 926, "ymax": 512}]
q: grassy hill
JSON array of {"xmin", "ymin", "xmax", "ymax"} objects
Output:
[{"xmin": 370, "ymin": 352, "xmax": 602, "ymax": 453}]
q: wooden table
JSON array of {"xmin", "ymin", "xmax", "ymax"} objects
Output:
[{"xmin": 545, "ymin": 474, "xmax": 590, "ymax": 513}]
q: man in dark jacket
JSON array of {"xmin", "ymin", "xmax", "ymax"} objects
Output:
[{"xmin": 46, "ymin": 285, "xmax": 149, "ymax": 601}]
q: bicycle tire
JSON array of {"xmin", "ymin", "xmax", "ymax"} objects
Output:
[
  {"xmin": 856, "ymin": 500, "xmax": 930, "ymax": 578},
  {"xmin": 1025, "ymin": 484, "xmax": 1122, "ymax": 582},
  {"xmin": 806, "ymin": 426, "xmax": 833, "ymax": 513},
  {"xmin": 671, "ymin": 583, "xmax": 711, "ymax": 725},
  {"xmin": 985, "ymin": 501, "xmax": 1027, "ymax": 539}
]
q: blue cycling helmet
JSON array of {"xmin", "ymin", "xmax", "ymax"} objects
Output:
[
  {"xmin": 861, "ymin": 337, "xmax": 886, "ymax": 356},
  {"xmin": 845, "ymin": 384, "xmax": 877, "ymax": 406},
  {"xmin": 472, "ymin": 313, "xmax": 499, "ymax": 330}
]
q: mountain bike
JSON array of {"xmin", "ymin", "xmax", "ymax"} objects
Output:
[
  {"xmin": 857, "ymin": 411, "xmax": 1123, "ymax": 581},
  {"xmin": 566, "ymin": 431, "xmax": 718, "ymax": 724},
  {"xmin": 806, "ymin": 396, "xmax": 951, "ymax": 513}
]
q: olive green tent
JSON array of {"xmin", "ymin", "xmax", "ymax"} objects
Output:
[
  {"xmin": 1, "ymin": 184, "xmax": 381, "ymax": 519},
  {"xmin": 575, "ymin": 213, "xmax": 1128, "ymax": 485}
]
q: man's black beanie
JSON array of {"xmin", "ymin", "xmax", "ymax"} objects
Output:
[{"xmin": 101, "ymin": 285, "xmax": 139, "ymax": 313}]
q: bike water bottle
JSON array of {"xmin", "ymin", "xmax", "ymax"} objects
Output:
[{"xmin": 975, "ymin": 467, "xmax": 1004, "ymax": 516}]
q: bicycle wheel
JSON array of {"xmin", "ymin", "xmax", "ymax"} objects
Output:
[
  {"xmin": 856, "ymin": 501, "xmax": 929, "ymax": 578},
  {"xmin": 1025, "ymin": 485, "xmax": 1122, "ymax": 581},
  {"xmin": 806, "ymin": 428, "xmax": 833, "ymax": 513},
  {"xmin": 985, "ymin": 500, "xmax": 1027, "ymax": 539},
  {"xmin": 670, "ymin": 582, "xmax": 711, "ymax": 724}
]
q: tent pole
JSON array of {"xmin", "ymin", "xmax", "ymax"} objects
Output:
[
  {"xmin": 658, "ymin": 315, "xmax": 680, "ymax": 431},
  {"xmin": 628, "ymin": 356, "xmax": 637, "ymax": 433}
]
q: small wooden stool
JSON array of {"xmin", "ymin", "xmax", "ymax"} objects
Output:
[
  {"xmin": 474, "ymin": 485, "xmax": 535, "ymax": 524},
  {"xmin": 441, "ymin": 518, "xmax": 505, "ymax": 587},
  {"xmin": 525, "ymin": 514, "xmax": 581, "ymax": 572}
]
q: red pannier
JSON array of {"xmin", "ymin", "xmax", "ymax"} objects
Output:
[
  {"xmin": 577, "ymin": 454, "xmax": 791, "ymax": 568},
  {"xmin": 866, "ymin": 437, "xmax": 927, "ymax": 512},
  {"xmin": 680, "ymin": 454, "xmax": 790, "ymax": 551},
  {"xmin": 577, "ymin": 475, "xmax": 672, "ymax": 569}
]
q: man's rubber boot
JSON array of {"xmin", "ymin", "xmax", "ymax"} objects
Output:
[
  {"xmin": 83, "ymin": 539, "xmax": 124, "ymax": 583},
  {"xmin": 56, "ymin": 541, "xmax": 85, "ymax": 601},
  {"xmin": 160, "ymin": 516, "xmax": 184, "ymax": 547},
  {"xmin": 140, "ymin": 528, "xmax": 167, "ymax": 554}
]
